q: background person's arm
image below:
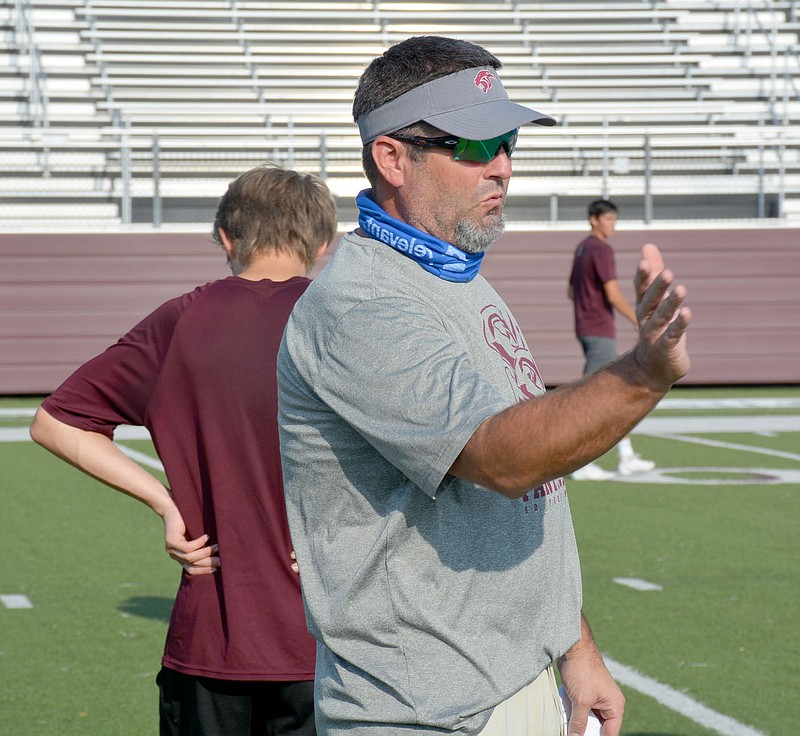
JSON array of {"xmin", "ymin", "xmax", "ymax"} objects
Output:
[
  {"xmin": 30, "ymin": 407, "xmax": 218, "ymax": 574},
  {"xmin": 450, "ymin": 244, "xmax": 690, "ymax": 497},
  {"xmin": 603, "ymin": 278, "xmax": 638, "ymax": 327}
]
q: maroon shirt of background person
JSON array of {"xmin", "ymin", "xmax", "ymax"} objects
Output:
[
  {"xmin": 568, "ymin": 234, "xmax": 618, "ymax": 339},
  {"xmin": 42, "ymin": 276, "xmax": 315, "ymax": 681}
]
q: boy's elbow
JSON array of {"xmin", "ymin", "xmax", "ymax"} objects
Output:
[
  {"xmin": 29, "ymin": 411, "xmax": 44, "ymax": 444},
  {"xmin": 29, "ymin": 407, "xmax": 54, "ymax": 448}
]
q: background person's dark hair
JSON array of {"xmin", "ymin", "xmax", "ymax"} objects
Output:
[
  {"xmin": 588, "ymin": 199, "xmax": 618, "ymax": 219},
  {"xmin": 212, "ymin": 164, "xmax": 337, "ymax": 271},
  {"xmin": 353, "ymin": 36, "xmax": 501, "ymax": 187}
]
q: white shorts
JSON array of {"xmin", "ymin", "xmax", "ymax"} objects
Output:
[{"xmin": 478, "ymin": 666, "xmax": 567, "ymax": 736}]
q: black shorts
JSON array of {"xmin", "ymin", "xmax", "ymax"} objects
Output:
[{"xmin": 157, "ymin": 667, "xmax": 315, "ymax": 736}]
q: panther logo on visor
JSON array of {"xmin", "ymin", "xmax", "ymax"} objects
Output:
[{"xmin": 474, "ymin": 70, "xmax": 494, "ymax": 93}]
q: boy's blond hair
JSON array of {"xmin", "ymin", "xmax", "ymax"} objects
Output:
[{"xmin": 213, "ymin": 164, "xmax": 337, "ymax": 269}]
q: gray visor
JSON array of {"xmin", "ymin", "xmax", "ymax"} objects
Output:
[{"xmin": 357, "ymin": 66, "xmax": 556, "ymax": 144}]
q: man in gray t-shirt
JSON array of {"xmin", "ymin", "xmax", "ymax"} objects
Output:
[{"xmin": 278, "ymin": 36, "xmax": 691, "ymax": 736}]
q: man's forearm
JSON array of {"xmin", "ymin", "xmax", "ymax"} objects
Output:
[
  {"xmin": 452, "ymin": 251, "xmax": 690, "ymax": 498},
  {"xmin": 560, "ymin": 612, "xmax": 599, "ymax": 667},
  {"xmin": 450, "ymin": 351, "xmax": 663, "ymax": 497},
  {"xmin": 557, "ymin": 612, "xmax": 626, "ymax": 736}
]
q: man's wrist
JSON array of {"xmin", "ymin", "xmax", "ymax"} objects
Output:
[{"xmin": 604, "ymin": 350, "xmax": 670, "ymax": 401}]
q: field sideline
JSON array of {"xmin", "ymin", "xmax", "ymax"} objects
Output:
[{"xmin": 1, "ymin": 386, "xmax": 798, "ymax": 735}]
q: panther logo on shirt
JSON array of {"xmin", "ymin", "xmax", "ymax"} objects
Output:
[
  {"xmin": 481, "ymin": 304, "xmax": 545, "ymax": 402},
  {"xmin": 482, "ymin": 304, "xmax": 563, "ymax": 514}
]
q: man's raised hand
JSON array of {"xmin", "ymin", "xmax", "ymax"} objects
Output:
[{"xmin": 632, "ymin": 243, "xmax": 692, "ymax": 389}]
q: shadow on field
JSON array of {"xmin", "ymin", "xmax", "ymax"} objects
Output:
[
  {"xmin": 118, "ymin": 595, "xmax": 173, "ymax": 623},
  {"xmin": 626, "ymin": 733, "xmax": 694, "ymax": 735}
]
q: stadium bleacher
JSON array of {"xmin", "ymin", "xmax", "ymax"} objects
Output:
[{"xmin": 1, "ymin": 0, "xmax": 799, "ymax": 226}]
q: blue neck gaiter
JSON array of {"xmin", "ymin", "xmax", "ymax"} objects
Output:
[{"xmin": 356, "ymin": 189, "xmax": 484, "ymax": 283}]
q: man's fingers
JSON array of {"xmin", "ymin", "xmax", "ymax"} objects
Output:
[
  {"xmin": 649, "ymin": 281, "xmax": 686, "ymax": 328},
  {"xmin": 660, "ymin": 285, "xmax": 690, "ymax": 333},
  {"xmin": 671, "ymin": 305, "xmax": 692, "ymax": 332},
  {"xmin": 597, "ymin": 711, "xmax": 623, "ymax": 736},
  {"xmin": 642, "ymin": 242, "xmax": 664, "ymax": 272},
  {"xmin": 638, "ymin": 289, "xmax": 689, "ymax": 366},
  {"xmin": 567, "ymin": 705, "xmax": 589, "ymax": 736},
  {"xmin": 637, "ymin": 269, "xmax": 674, "ymax": 323},
  {"xmin": 635, "ymin": 243, "xmax": 666, "ymax": 300},
  {"xmin": 570, "ymin": 705, "xmax": 624, "ymax": 736}
]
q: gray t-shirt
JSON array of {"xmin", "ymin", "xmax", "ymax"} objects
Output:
[{"xmin": 278, "ymin": 231, "xmax": 582, "ymax": 735}]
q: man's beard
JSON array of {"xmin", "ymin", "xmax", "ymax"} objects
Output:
[{"xmin": 453, "ymin": 213, "xmax": 506, "ymax": 254}]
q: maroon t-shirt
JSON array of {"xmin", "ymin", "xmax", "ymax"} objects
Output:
[
  {"xmin": 568, "ymin": 234, "xmax": 618, "ymax": 339},
  {"xmin": 42, "ymin": 276, "xmax": 316, "ymax": 681}
]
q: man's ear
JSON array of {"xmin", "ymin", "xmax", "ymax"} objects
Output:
[{"xmin": 370, "ymin": 136, "xmax": 411, "ymax": 188}]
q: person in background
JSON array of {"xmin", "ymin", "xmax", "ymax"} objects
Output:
[
  {"xmin": 30, "ymin": 164, "xmax": 337, "ymax": 736},
  {"xmin": 568, "ymin": 198, "xmax": 657, "ymax": 481},
  {"xmin": 277, "ymin": 35, "xmax": 690, "ymax": 736}
]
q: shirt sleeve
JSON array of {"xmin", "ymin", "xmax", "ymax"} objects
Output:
[
  {"xmin": 593, "ymin": 242, "xmax": 618, "ymax": 285},
  {"xmin": 41, "ymin": 296, "xmax": 186, "ymax": 438},
  {"xmin": 306, "ymin": 296, "xmax": 508, "ymax": 497}
]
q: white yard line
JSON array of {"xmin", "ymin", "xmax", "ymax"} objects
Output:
[
  {"xmin": 1, "ymin": 594, "xmax": 33, "ymax": 609},
  {"xmin": 0, "ymin": 428, "xmax": 34, "ymax": 441},
  {"xmin": 636, "ymin": 415, "xmax": 800, "ymax": 434},
  {"xmin": 642, "ymin": 432, "xmax": 800, "ymax": 463},
  {"xmin": 605, "ymin": 656, "xmax": 766, "ymax": 736},
  {"xmin": 612, "ymin": 577, "xmax": 663, "ymax": 591},
  {"xmin": 656, "ymin": 398, "xmax": 800, "ymax": 410},
  {"xmin": 0, "ymin": 408, "xmax": 36, "ymax": 417},
  {"xmin": 116, "ymin": 444, "xmax": 164, "ymax": 472}
]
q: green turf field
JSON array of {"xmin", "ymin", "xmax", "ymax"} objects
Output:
[{"xmin": 2, "ymin": 387, "xmax": 799, "ymax": 735}]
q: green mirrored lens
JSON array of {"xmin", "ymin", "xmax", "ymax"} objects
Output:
[{"xmin": 452, "ymin": 130, "xmax": 518, "ymax": 162}]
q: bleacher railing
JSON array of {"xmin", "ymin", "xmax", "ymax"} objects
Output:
[
  {"xmin": 734, "ymin": 0, "xmax": 800, "ymax": 122},
  {"xmin": 2, "ymin": 124, "xmax": 797, "ymax": 225},
  {"xmin": 12, "ymin": 0, "xmax": 49, "ymax": 130}
]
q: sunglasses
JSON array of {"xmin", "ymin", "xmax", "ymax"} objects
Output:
[{"xmin": 388, "ymin": 129, "xmax": 518, "ymax": 163}]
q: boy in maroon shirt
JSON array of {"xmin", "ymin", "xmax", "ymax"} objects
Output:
[
  {"xmin": 568, "ymin": 199, "xmax": 655, "ymax": 480},
  {"xmin": 30, "ymin": 165, "xmax": 337, "ymax": 736}
]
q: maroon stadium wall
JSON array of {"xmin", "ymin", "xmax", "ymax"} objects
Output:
[{"xmin": 1, "ymin": 226, "xmax": 798, "ymax": 394}]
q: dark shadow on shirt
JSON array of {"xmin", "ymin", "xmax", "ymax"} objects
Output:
[
  {"xmin": 318, "ymin": 421, "xmax": 547, "ymax": 572},
  {"xmin": 118, "ymin": 595, "xmax": 173, "ymax": 623}
]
